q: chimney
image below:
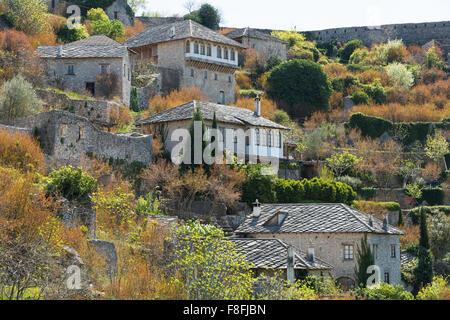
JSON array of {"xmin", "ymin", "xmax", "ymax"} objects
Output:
[
  {"xmin": 287, "ymin": 244, "xmax": 295, "ymax": 284},
  {"xmin": 254, "ymin": 96, "xmax": 261, "ymax": 117},
  {"xmin": 252, "ymin": 199, "xmax": 261, "ymax": 218},
  {"xmin": 369, "ymin": 215, "xmax": 374, "ymax": 227},
  {"xmin": 307, "ymin": 248, "xmax": 315, "ymax": 263},
  {"xmin": 57, "ymin": 45, "xmax": 63, "ymax": 58},
  {"xmin": 383, "ymin": 216, "xmax": 389, "ymax": 231}
]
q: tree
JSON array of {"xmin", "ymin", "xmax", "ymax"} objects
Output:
[
  {"xmin": 130, "ymin": 87, "xmax": 139, "ymax": 112},
  {"xmin": 57, "ymin": 23, "xmax": 89, "ymax": 43},
  {"xmin": 352, "ymin": 91, "xmax": 370, "ymax": 105},
  {"xmin": 184, "ymin": 3, "xmax": 221, "ymax": 30},
  {"xmin": 0, "ymin": 75, "xmax": 42, "ymax": 120},
  {"xmin": 354, "ymin": 235, "xmax": 375, "ymax": 288},
  {"xmin": 87, "ymin": 8, "xmax": 125, "ymax": 40},
  {"xmin": 128, "ymin": 0, "xmax": 146, "ymax": 13},
  {"xmin": 425, "ymin": 131, "xmax": 449, "ymax": 170},
  {"xmin": 425, "ymin": 46, "xmax": 445, "ymax": 70},
  {"xmin": 169, "ymin": 221, "xmax": 254, "ymax": 300},
  {"xmin": 339, "ymin": 39, "xmax": 363, "ymax": 63},
  {"xmin": 428, "ymin": 211, "xmax": 450, "ymax": 260},
  {"xmin": 325, "ymin": 151, "xmax": 361, "ymax": 177},
  {"xmin": 271, "ymin": 30, "xmax": 320, "ymax": 61},
  {"xmin": 44, "ymin": 166, "xmax": 97, "ymax": 201},
  {"xmin": 413, "ymin": 245, "xmax": 434, "ymax": 295},
  {"xmin": 4, "ymin": 0, "xmax": 49, "ymax": 35},
  {"xmin": 419, "ymin": 208, "xmax": 430, "ymax": 249},
  {"xmin": 266, "ymin": 59, "xmax": 332, "ymax": 119},
  {"xmin": 385, "ymin": 63, "xmax": 414, "ymax": 88}
]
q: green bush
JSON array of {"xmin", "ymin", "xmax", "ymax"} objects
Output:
[
  {"xmin": 420, "ymin": 187, "xmax": 444, "ymax": 206},
  {"xmin": 352, "ymin": 91, "xmax": 370, "ymax": 105},
  {"xmin": 361, "ymin": 82, "xmax": 387, "ymax": 104},
  {"xmin": 130, "ymin": 87, "xmax": 139, "ymax": 112},
  {"xmin": 336, "ymin": 176, "xmax": 362, "ymax": 190},
  {"xmin": 241, "ymin": 164, "xmax": 277, "ymax": 204},
  {"xmin": 363, "ymin": 283, "xmax": 414, "ymax": 300},
  {"xmin": 357, "ymin": 187, "xmax": 377, "ymax": 200},
  {"xmin": 338, "ymin": 39, "xmax": 363, "ymax": 63},
  {"xmin": 266, "ymin": 59, "xmax": 332, "ymax": 119},
  {"xmin": 57, "ymin": 24, "xmax": 89, "ymax": 43},
  {"xmin": 44, "ymin": 166, "xmax": 97, "ymax": 201},
  {"xmin": 410, "ymin": 206, "xmax": 450, "ymax": 225},
  {"xmin": 416, "ymin": 277, "xmax": 449, "ymax": 300}
]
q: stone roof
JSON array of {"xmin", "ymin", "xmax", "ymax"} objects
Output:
[
  {"xmin": 124, "ymin": 19, "xmax": 245, "ymax": 49},
  {"xmin": 230, "ymin": 238, "xmax": 333, "ymax": 270},
  {"xmin": 401, "ymin": 251, "xmax": 417, "ymax": 266},
  {"xmin": 136, "ymin": 16, "xmax": 183, "ymax": 28},
  {"xmin": 135, "ymin": 100, "xmax": 289, "ymax": 130},
  {"xmin": 225, "ymin": 27, "xmax": 288, "ymax": 44},
  {"xmin": 36, "ymin": 35, "xmax": 131, "ymax": 59},
  {"xmin": 235, "ymin": 203, "xmax": 405, "ymax": 235}
]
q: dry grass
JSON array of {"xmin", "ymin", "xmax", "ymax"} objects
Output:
[
  {"xmin": 352, "ymin": 103, "xmax": 449, "ymax": 122},
  {"xmin": 399, "ymin": 223, "xmax": 420, "ymax": 248},
  {"xmin": 147, "ymin": 87, "xmax": 208, "ymax": 116},
  {"xmin": 234, "ymin": 96, "xmax": 278, "ymax": 118}
]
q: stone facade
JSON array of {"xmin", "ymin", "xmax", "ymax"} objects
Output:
[
  {"xmin": 249, "ymin": 232, "xmax": 402, "ymax": 287},
  {"xmin": 42, "ymin": 56, "xmax": 132, "ymax": 107},
  {"xmin": 36, "ymin": 89, "xmax": 120, "ymax": 126},
  {"xmin": 132, "ymin": 39, "xmax": 238, "ymax": 104},
  {"xmin": 0, "ymin": 110, "xmax": 152, "ymax": 165},
  {"xmin": 105, "ymin": 0, "xmax": 134, "ymax": 27},
  {"xmin": 239, "ymin": 36, "xmax": 288, "ymax": 62}
]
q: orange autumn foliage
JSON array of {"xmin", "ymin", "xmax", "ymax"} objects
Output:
[
  {"xmin": 0, "ymin": 129, "xmax": 45, "ymax": 173},
  {"xmin": 323, "ymin": 63, "xmax": 347, "ymax": 79},
  {"xmin": 120, "ymin": 19, "xmax": 148, "ymax": 42},
  {"xmin": 234, "ymin": 96, "xmax": 278, "ymax": 118},
  {"xmin": 235, "ymin": 72, "xmax": 252, "ymax": 90},
  {"xmin": 147, "ymin": 87, "xmax": 208, "ymax": 116},
  {"xmin": 352, "ymin": 103, "xmax": 450, "ymax": 122}
]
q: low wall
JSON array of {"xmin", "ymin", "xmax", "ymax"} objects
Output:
[{"xmin": 36, "ymin": 89, "xmax": 120, "ymax": 126}]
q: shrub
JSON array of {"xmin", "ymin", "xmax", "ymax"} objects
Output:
[
  {"xmin": 363, "ymin": 283, "xmax": 414, "ymax": 300},
  {"xmin": 420, "ymin": 187, "xmax": 444, "ymax": 206},
  {"xmin": 357, "ymin": 187, "xmax": 377, "ymax": 200},
  {"xmin": 352, "ymin": 104, "xmax": 450, "ymax": 123},
  {"xmin": 130, "ymin": 87, "xmax": 139, "ymax": 112},
  {"xmin": 235, "ymin": 72, "xmax": 252, "ymax": 90},
  {"xmin": 416, "ymin": 277, "xmax": 450, "ymax": 300},
  {"xmin": 87, "ymin": 8, "xmax": 124, "ymax": 40},
  {"xmin": 338, "ymin": 39, "xmax": 363, "ymax": 63},
  {"xmin": 385, "ymin": 63, "xmax": 414, "ymax": 88},
  {"xmin": 336, "ymin": 176, "xmax": 362, "ymax": 190},
  {"xmin": 234, "ymin": 97, "xmax": 277, "ymax": 118},
  {"xmin": 352, "ymin": 91, "xmax": 370, "ymax": 105},
  {"xmin": 419, "ymin": 67, "xmax": 447, "ymax": 85},
  {"xmin": 0, "ymin": 129, "xmax": 45, "ymax": 172},
  {"xmin": 410, "ymin": 206, "xmax": 450, "ymax": 225},
  {"xmin": 0, "ymin": 75, "xmax": 42, "ymax": 120},
  {"xmin": 266, "ymin": 59, "xmax": 332, "ymax": 119},
  {"xmin": 361, "ymin": 81, "xmax": 387, "ymax": 104},
  {"xmin": 241, "ymin": 164, "xmax": 277, "ymax": 204},
  {"xmin": 45, "ymin": 166, "xmax": 97, "ymax": 201},
  {"xmin": 147, "ymin": 87, "xmax": 207, "ymax": 115},
  {"xmin": 57, "ymin": 23, "xmax": 89, "ymax": 43},
  {"xmin": 386, "ymin": 86, "xmax": 409, "ymax": 105},
  {"xmin": 95, "ymin": 72, "xmax": 120, "ymax": 99},
  {"xmin": 4, "ymin": 0, "xmax": 49, "ymax": 35},
  {"xmin": 270, "ymin": 110, "xmax": 291, "ymax": 126},
  {"xmin": 428, "ymin": 212, "xmax": 450, "ymax": 259}
]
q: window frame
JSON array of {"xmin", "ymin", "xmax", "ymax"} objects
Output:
[
  {"xmin": 390, "ymin": 244, "xmax": 396, "ymax": 258},
  {"xmin": 67, "ymin": 65, "xmax": 75, "ymax": 75},
  {"xmin": 343, "ymin": 244, "xmax": 354, "ymax": 260}
]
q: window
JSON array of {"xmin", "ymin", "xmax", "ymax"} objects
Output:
[
  {"xmin": 67, "ymin": 65, "xmax": 74, "ymax": 75},
  {"xmin": 124, "ymin": 64, "xmax": 126, "ymax": 77},
  {"xmin": 231, "ymin": 49, "xmax": 235, "ymax": 61},
  {"xmin": 214, "ymin": 73, "xmax": 218, "ymax": 81},
  {"xmin": 391, "ymin": 245, "xmax": 396, "ymax": 258},
  {"xmin": 100, "ymin": 65, "xmax": 109, "ymax": 74},
  {"xmin": 79, "ymin": 126, "xmax": 84, "ymax": 139},
  {"xmin": 186, "ymin": 40, "xmax": 190, "ymax": 53},
  {"xmin": 190, "ymin": 69, "xmax": 194, "ymax": 77},
  {"xmin": 194, "ymin": 42, "xmax": 199, "ymax": 54},
  {"xmin": 344, "ymin": 245, "xmax": 354, "ymax": 260},
  {"xmin": 204, "ymin": 70, "xmax": 207, "ymax": 80},
  {"xmin": 256, "ymin": 129, "xmax": 260, "ymax": 146},
  {"xmin": 268, "ymin": 130, "xmax": 272, "ymax": 147},
  {"xmin": 217, "ymin": 46, "xmax": 222, "ymax": 58},
  {"xmin": 200, "ymin": 43, "xmax": 205, "ymax": 55},
  {"xmin": 60, "ymin": 124, "xmax": 67, "ymax": 137},
  {"xmin": 228, "ymin": 76, "xmax": 232, "ymax": 83},
  {"xmin": 207, "ymin": 45, "xmax": 212, "ymax": 56},
  {"xmin": 224, "ymin": 48, "xmax": 229, "ymax": 60},
  {"xmin": 384, "ymin": 272, "xmax": 390, "ymax": 284},
  {"xmin": 372, "ymin": 244, "xmax": 378, "ymax": 259},
  {"xmin": 114, "ymin": 11, "xmax": 119, "ymax": 20}
]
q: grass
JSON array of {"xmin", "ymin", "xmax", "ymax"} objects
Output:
[{"xmin": 40, "ymin": 87, "xmax": 95, "ymax": 101}]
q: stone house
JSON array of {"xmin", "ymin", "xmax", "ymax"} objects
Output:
[
  {"xmin": 105, "ymin": 0, "xmax": 134, "ymax": 27},
  {"xmin": 235, "ymin": 203, "xmax": 404, "ymax": 290},
  {"xmin": 135, "ymin": 99, "xmax": 289, "ymax": 162},
  {"xmin": 225, "ymin": 27, "xmax": 288, "ymax": 63},
  {"xmin": 125, "ymin": 19, "xmax": 244, "ymax": 104},
  {"xmin": 230, "ymin": 238, "xmax": 333, "ymax": 279},
  {"xmin": 36, "ymin": 35, "xmax": 135, "ymax": 107},
  {"xmin": 0, "ymin": 110, "xmax": 152, "ymax": 165}
]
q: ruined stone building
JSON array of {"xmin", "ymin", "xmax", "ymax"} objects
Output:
[
  {"xmin": 225, "ymin": 27, "xmax": 288, "ymax": 63},
  {"xmin": 135, "ymin": 99, "xmax": 289, "ymax": 162},
  {"xmin": 235, "ymin": 203, "xmax": 404, "ymax": 290},
  {"xmin": 0, "ymin": 110, "xmax": 152, "ymax": 165},
  {"xmin": 104, "ymin": 0, "xmax": 134, "ymax": 27},
  {"xmin": 125, "ymin": 19, "xmax": 244, "ymax": 104},
  {"xmin": 36, "ymin": 35, "xmax": 135, "ymax": 107}
]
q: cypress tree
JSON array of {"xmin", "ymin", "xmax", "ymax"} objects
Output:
[
  {"xmin": 419, "ymin": 208, "xmax": 430, "ymax": 250},
  {"xmin": 354, "ymin": 235, "xmax": 375, "ymax": 288},
  {"xmin": 211, "ymin": 112, "xmax": 218, "ymax": 159}
]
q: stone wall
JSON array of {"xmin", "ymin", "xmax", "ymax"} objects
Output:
[
  {"xmin": 308, "ymin": 21, "xmax": 450, "ymax": 52},
  {"xmin": 1, "ymin": 110, "xmax": 153, "ymax": 165},
  {"xmin": 241, "ymin": 36, "xmax": 288, "ymax": 62},
  {"xmin": 105, "ymin": 0, "xmax": 134, "ymax": 27},
  {"xmin": 36, "ymin": 89, "xmax": 120, "ymax": 126}
]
